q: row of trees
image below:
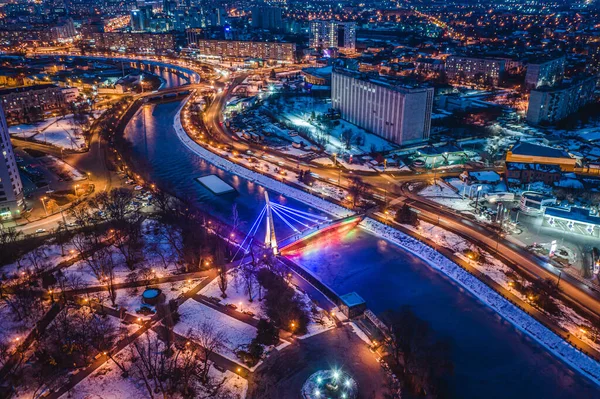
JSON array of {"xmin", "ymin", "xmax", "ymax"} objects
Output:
[{"xmin": 384, "ymin": 306, "xmax": 454, "ymax": 398}]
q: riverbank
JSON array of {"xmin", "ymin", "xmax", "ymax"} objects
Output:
[{"xmin": 173, "ymin": 94, "xmax": 600, "ymax": 387}]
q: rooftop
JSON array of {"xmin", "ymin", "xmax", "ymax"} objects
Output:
[
  {"xmin": 332, "ymin": 67, "xmax": 431, "ymax": 92},
  {"xmin": 0, "ymin": 83, "xmax": 59, "ymax": 96},
  {"xmin": 509, "ymin": 142, "xmax": 571, "ymax": 159},
  {"xmin": 340, "ymin": 292, "xmax": 366, "ymax": 308},
  {"xmin": 545, "ymin": 206, "xmax": 600, "ymax": 226}
]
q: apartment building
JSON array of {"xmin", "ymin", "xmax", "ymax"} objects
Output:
[
  {"xmin": 0, "ymin": 84, "xmax": 66, "ymax": 123},
  {"xmin": 526, "ymin": 76, "xmax": 596, "ymax": 125},
  {"xmin": 445, "ymin": 56, "xmax": 505, "ymax": 86},
  {"xmin": 331, "ymin": 69, "xmax": 434, "ymax": 146},
  {"xmin": 91, "ymin": 32, "xmax": 177, "ymax": 54},
  {"xmin": 195, "ymin": 39, "xmax": 295, "ymax": 62},
  {"xmin": 0, "ymin": 103, "xmax": 24, "ymax": 219},
  {"xmin": 309, "ymin": 20, "xmax": 356, "ymax": 53},
  {"xmin": 524, "ymin": 55, "xmax": 566, "ymax": 90}
]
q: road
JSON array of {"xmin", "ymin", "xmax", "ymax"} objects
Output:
[
  {"xmin": 198, "ymin": 74, "xmax": 600, "ymax": 328},
  {"xmin": 397, "ymin": 182, "xmax": 600, "ymax": 318}
]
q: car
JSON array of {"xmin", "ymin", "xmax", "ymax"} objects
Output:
[
  {"xmin": 225, "ymin": 303, "xmax": 237, "ymax": 310},
  {"xmin": 134, "ymin": 185, "xmax": 143, "ymax": 191},
  {"xmin": 35, "ymin": 228, "xmax": 47, "ymax": 234},
  {"xmin": 243, "ymin": 310, "xmax": 255, "ymax": 317}
]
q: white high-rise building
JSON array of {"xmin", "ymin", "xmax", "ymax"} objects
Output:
[
  {"xmin": 331, "ymin": 69, "xmax": 434, "ymax": 146},
  {"xmin": 526, "ymin": 76, "xmax": 596, "ymax": 125},
  {"xmin": 525, "ymin": 55, "xmax": 566, "ymax": 90},
  {"xmin": 309, "ymin": 20, "xmax": 355, "ymax": 52},
  {"xmin": 0, "ymin": 103, "xmax": 24, "ymax": 219}
]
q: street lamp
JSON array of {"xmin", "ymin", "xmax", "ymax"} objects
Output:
[{"xmin": 41, "ymin": 196, "xmax": 48, "ymax": 216}]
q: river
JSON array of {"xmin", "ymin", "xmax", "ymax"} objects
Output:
[{"xmin": 124, "ymin": 96, "xmax": 600, "ymax": 398}]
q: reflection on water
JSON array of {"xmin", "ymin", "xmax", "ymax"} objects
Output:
[
  {"xmin": 285, "ymin": 226, "xmax": 600, "ymax": 399},
  {"xmin": 125, "ymin": 91, "xmax": 600, "ymax": 399},
  {"xmin": 124, "ymin": 100, "xmax": 328, "ymax": 240}
]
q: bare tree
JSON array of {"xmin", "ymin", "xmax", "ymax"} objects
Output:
[
  {"xmin": 112, "ymin": 215, "xmax": 146, "ymax": 271},
  {"xmin": 217, "ymin": 264, "xmax": 228, "ymax": 299},
  {"xmin": 348, "ymin": 176, "xmax": 370, "ymax": 208},
  {"xmin": 193, "ymin": 322, "xmax": 228, "ymax": 383}
]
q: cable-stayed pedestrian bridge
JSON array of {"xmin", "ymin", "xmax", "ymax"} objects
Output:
[{"xmin": 232, "ymin": 193, "xmax": 363, "ymax": 261}]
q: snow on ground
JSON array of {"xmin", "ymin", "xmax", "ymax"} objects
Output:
[
  {"xmin": 114, "ymin": 277, "xmax": 206, "ymax": 313},
  {"xmin": 0, "ymin": 302, "xmax": 38, "ymax": 353},
  {"xmin": 200, "ymin": 266, "xmax": 335, "ymax": 339},
  {"xmin": 174, "ymin": 103, "xmax": 352, "ymax": 219},
  {"xmin": 405, "ymin": 220, "xmax": 600, "ymax": 354},
  {"xmin": 200, "ymin": 269, "xmax": 267, "ymax": 319},
  {"xmin": 263, "ymin": 96, "xmax": 397, "ymax": 156},
  {"xmin": 10, "ymin": 114, "xmax": 88, "ymax": 150},
  {"xmin": 42, "ymin": 155, "xmax": 86, "ymax": 181},
  {"xmin": 1, "ymin": 242, "xmax": 76, "ymax": 278},
  {"xmin": 61, "ymin": 350, "xmax": 148, "ymax": 399},
  {"xmin": 313, "ymin": 157, "xmax": 335, "ymax": 167},
  {"xmin": 174, "ymin": 300, "xmax": 257, "ymax": 364},
  {"xmin": 360, "ymin": 217, "xmax": 600, "ymax": 386},
  {"xmin": 9, "ymin": 117, "xmax": 62, "ymax": 138},
  {"xmin": 418, "ymin": 183, "xmax": 473, "ymax": 211},
  {"xmin": 61, "ymin": 328, "xmax": 247, "ymax": 399}
]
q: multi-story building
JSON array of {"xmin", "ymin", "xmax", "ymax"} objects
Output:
[
  {"xmin": 505, "ymin": 142, "xmax": 577, "ymax": 172},
  {"xmin": 196, "ymin": 39, "xmax": 295, "ymax": 62},
  {"xmin": 526, "ymin": 76, "xmax": 597, "ymax": 126},
  {"xmin": 251, "ymin": 6, "xmax": 283, "ymax": 31},
  {"xmin": 587, "ymin": 40, "xmax": 600, "ymax": 74},
  {"xmin": 90, "ymin": 32, "xmax": 177, "ymax": 54},
  {"xmin": 130, "ymin": 7, "xmax": 153, "ymax": 32},
  {"xmin": 524, "ymin": 55, "xmax": 566, "ymax": 90},
  {"xmin": 331, "ymin": 69, "xmax": 434, "ymax": 146},
  {"xmin": 505, "ymin": 162, "xmax": 562, "ymax": 185},
  {"xmin": 0, "ymin": 103, "xmax": 25, "ymax": 220},
  {"xmin": 309, "ymin": 20, "xmax": 356, "ymax": 53},
  {"xmin": 0, "ymin": 84, "xmax": 66, "ymax": 123},
  {"xmin": 445, "ymin": 56, "xmax": 505, "ymax": 86}
]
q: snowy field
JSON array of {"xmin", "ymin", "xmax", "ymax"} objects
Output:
[
  {"xmin": 174, "ymin": 300, "xmax": 257, "ymax": 364},
  {"xmin": 61, "ymin": 329, "xmax": 248, "ymax": 399},
  {"xmin": 42, "ymin": 155, "xmax": 87, "ymax": 181},
  {"xmin": 263, "ymin": 96, "xmax": 397, "ymax": 156},
  {"xmin": 9, "ymin": 114, "xmax": 92, "ymax": 150},
  {"xmin": 114, "ymin": 278, "xmax": 206, "ymax": 313}
]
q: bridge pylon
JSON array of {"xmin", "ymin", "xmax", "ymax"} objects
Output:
[{"xmin": 264, "ymin": 192, "xmax": 278, "ymax": 255}]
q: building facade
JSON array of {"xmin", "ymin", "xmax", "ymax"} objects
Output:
[
  {"xmin": 526, "ymin": 76, "xmax": 596, "ymax": 125},
  {"xmin": 445, "ymin": 56, "xmax": 505, "ymax": 86},
  {"xmin": 251, "ymin": 6, "xmax": 283, "ymax": 31},
  {"xmin": 0, "ymin": 84, "xmax": 66, "ymax": 123},
  {"xmin": 505, "ymin": 162, "xmax": 562, "ymax": 185},
  {"xmin": 91, "ymin": 32, "xmax": 176, "ymax": 54},
  {"xmin": 524, "ymin": 56, "xmax": 566, "ymax": 90},
  {"xmin": 0, "ymin": 103, "xmax": 25, "ymax": 219},
  {"xmin": 331, "ymin": 69, "xmax": 434, "ymax": 146},
  {"xmin": 196, "ymin": 39, "xmax": 295, "ymax": 62},
  {"xmin": 505, "ymin": 142, "xmax": 577, "ymax": 172},
  {"xmin": 309, "ymin": 20, "xmax": 356, "ymax": 53}
]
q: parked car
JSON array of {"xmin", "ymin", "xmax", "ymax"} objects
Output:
[{"xmin": 35, "ymin": 228, "xmax": 47, "ymax": 234}]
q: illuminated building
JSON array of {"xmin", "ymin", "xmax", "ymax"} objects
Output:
[
  {"xmin": 526, "ymin": 76, "xmax": 596, "ymax": 126},
  {"xmin": 445, "ymin": 56, "xmax": 505, "ymax": 86},
  {"xmin": 0, "ymin": 103, "xmax": 24, "ymax": 220},
  {"xmin": 195, "ymin": 39, "xmax": 295, "ymax": 62},
  {"xmin": 309, "ymin": 20, "xmax": 356, "ymax": 53},
  {"xmin": 331, "ymin": 69, "xmax": 434, "ymax": 146}
]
